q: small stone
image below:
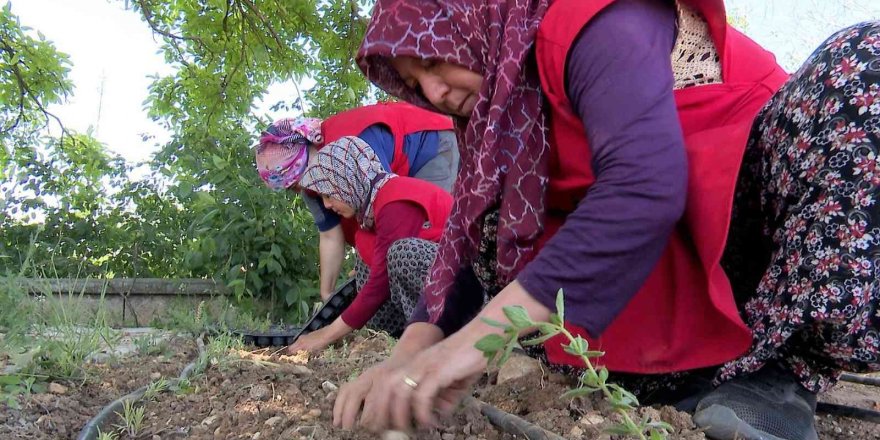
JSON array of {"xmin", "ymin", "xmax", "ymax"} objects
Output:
[
  {"xmin": 150, "ymin": 372, "xmax": 162, "ymax": 380},
  {"xmin": 87, "ymin": 353, "xmax": 112, "ymax": 364},
  {"xmin": 835, "ymin": 427, "xmax": 843, "ymax": 434},
  {"xmin": 296, "ymin": 426, "xmax": 316, "ymax": 436},
  {"xmin": 152, "ymin": 435, "xmax": 161, "ymax": 440},
  {"xmin": 48, "ymin": 382, "xmax": 68, "ymax": 395},
  {"xmin": 252, "ymin": 433, "xmax": 261, "ymax": 440},
  {"xmin": 441, "ymin": 433, "xmax": 455, "ymax": 440},
  {"xmin": 579, "ymin": 412, "xmax": 605, "ymax": 425},
  {"xmin": 290, "ymin": 365, "xmax": 314, "ymax": 376},
  {"xmin": 249, "ymin": 384, "xmax": 271, "ymax": 401},
  {"xmin": 201, "ymin": 415, "xmax": 219, "ymax": 427},
  {"xmin": 496, "ymin": 354, "xmax": 543, "ymax": 384},
  {"xmin": 569, "ymin": 425, "xmax": 584, "ymax": 437},
  {"xmin": 325, "ymin": 391, "xmax": 338, "ymax": 402},
  {"xmin": 321, "ymin": 381, "xmax": 339, "ymax": 393},
  {"xmin": 383, "ymin": 431, "xmax": 410, "ymax": 440},
  {"xmin": 265, "ymin": 416, "xmax": 284, "ymax": 427},
  {"xmin": 303, "ymin": 408, "xmax": 322, "ymax": 419}
]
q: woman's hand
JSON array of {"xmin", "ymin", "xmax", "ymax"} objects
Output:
[
  {"xmin": 360, "ymin": 331, "xmax": 487, "ymax": 432},
  {"xmin": 333, "ymin": 323, "xmax": 445, "ymax": 429},
  {"xmin": 285, "ymin": 327, "xmax": 333, "ymax": 354},
  {"xmin": 286, "ymin": 317, "xmax": 353, "ymax": 354},
  {"xmin": 357, "ymin": 280, "xmax": 551, "ymax": 433},
  {"xmin": 333, "ymin": 361, "xmax": 392, "ymax": 429}
]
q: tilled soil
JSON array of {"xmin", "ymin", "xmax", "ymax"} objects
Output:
[
  {"xmin": 122, "ymin": 335, "xmax": 708, "ymax": 440},
  {"xmin": 0, "ymin": 335, "xmax": 196, "ymax": 439},
  {"xmin": 4, "ymin": 331, "xmax": 879, "ymax": 439}
]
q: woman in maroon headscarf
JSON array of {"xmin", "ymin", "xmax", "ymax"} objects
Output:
[{"xmin": 333, "ymin": 1, "xmax": 880, "ymax": 439}]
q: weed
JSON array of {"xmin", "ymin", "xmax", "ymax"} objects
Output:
[
  {"xmin": 132, "ymin": 335, "xmax": 169, "ymax": 357},
  {"xmin": 193, "ymin": 332, "xmax": 244, "ymax": 375},
  {"xmin": 172, "ymin": 377, "xmax": 196, "ymax": 395},
  {"xmin": 475, "ymin": 289, "xmax": 672, "ymax": 440},
  {"xmin": 114, "ymin": 399, "xmax": 145, "ymax": 437},
  {"xmin": 0, "ymin": 374, "xmax": 44, "ymax": 409},
  {"xmin": 96, "ymin": 428, "xmax": 119, "ymax": 440},
  {"xmin": 143, "ymin": 378, "xmax": 169, "ymax": 401}
]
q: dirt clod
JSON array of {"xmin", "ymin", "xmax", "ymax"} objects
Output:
[
  {"xmin": 249, "ymin": 384, "xmax": 271, "ymax": 401},
  {"xmin": 48, "ymin": 382, "xmax": 68, "ymax": 395},
  {"xmin": 496, "ymin": 353, "xmax": 543, "ymax": 385}
]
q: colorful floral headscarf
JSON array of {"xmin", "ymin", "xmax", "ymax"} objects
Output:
[
  {"xmin": 254, "ymin": 117, "xmax": 323, "ymax": 190},
  {"xmin": 298, "ymin": 136, "xmax": 395, "ymax": 229},
  {"xmin": 357, "ymin": 0, "xmax": 550, "ymax": 320}
]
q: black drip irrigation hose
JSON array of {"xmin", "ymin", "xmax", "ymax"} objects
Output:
[
  {"xmin": 813, "ymin": 373, "xmax": 880, "ymax": 423},
  {"xmin": 840, "ymin": 372, "xmax": 880, "ymax": 387},
  {"xmin": 76, "ymin": 334, "xmax": 207, "ymax": 440},
  {"xmin": 463, "ymin": 396, "xmax": 567, "ymax": 440}
]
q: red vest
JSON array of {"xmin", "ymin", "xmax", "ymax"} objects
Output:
[
  {"xmin": 354, "ymin": 177, "xmax": 452, "ymax": 266},
  {"xmin": 321, "ymin": 102, "xmax": 454, "ymax": 247},
  {"xmin": 534, "ymin": 0, "xmax": 790, "ymax": 373}
]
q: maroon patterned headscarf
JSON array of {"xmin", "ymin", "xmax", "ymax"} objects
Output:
[{"xmin": 357, "ymin": 0, "xmax": 550, "ymax": 321}]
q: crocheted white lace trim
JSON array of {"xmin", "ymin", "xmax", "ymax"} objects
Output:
[{"xmin": 671, "ymin": 2, "xmax": 722, "ymax": 89}]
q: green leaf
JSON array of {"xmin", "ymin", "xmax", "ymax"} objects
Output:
[
  {"xmin": 564, "ymin": 336, "xmax": 589, "ymax": 356},
  {"xmin": 520, "ymin": 332, "xmax": 556, "ymax": 346},
  {"xmin": 555, "ymin": 288, "xmax": 565, "ymax": 322},
  {"xmin": 502, "ymin": 305, "xmax": 534, "ymax": 328},
  {"xmin": 598, "ymin": 367, "xmax": 609, "ymax": 384},
  {"xmin": 474, "ymin": 334, "xmax": 507, "ymax": 354},
  {"xmin": 649, "ymin": 429, "xmax": 667, "ymax": 440},
  {"xmin": 480, "ymin": 317, "xmax": 509, "ymax": 329},
  {"xmin": 560, "ymin": 386, "xmax": 598, "ymax": 400},
  {"xmin": 605, "ymin": 424, "xmax": 638, "ymax": 436},
  {"xmin": 0, "ymin": 375, "xmax": 22, "ymax": 385}
]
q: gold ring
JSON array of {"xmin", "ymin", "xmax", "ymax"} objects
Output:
[{"xmin": 403, "ymin": 376, "xmax": 419, "ymax": 389}]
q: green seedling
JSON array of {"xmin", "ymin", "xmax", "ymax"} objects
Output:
[
  {"xmin": 114, "ymin": 399, "xmax": 145, "ymax": 437},
  {"xmin": 143, "ymin": 378, "xmax": 170, "ymax": 401},
  {"xmin": 96, "ymin": 428, "xmax": 119, "ymax": 440},
  {"xmin": 172, "ymin": 377, "xmax": 196, "ymax": 395},
  {"xmin": 475, "ymin": 289, "xmax": 672, "ymax": 440},
  {"xmin": 132, "ymin": 335, "xmax": 169, "ymax": 356}
]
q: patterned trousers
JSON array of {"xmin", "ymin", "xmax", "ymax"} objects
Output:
[
  {"xmin": 354, "ymin": 238, "xmax": 439, "ymax": 337},
  {"xmin": 716, "ymin": 21, "xmax": 880, "ymax": 393}
]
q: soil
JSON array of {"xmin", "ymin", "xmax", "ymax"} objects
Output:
[
  {"xmin": 2, "ymin": 331, "xmax": 879, "ymax": 439},
  {"xmin": 0, "ymin": 334, "xmax": 196, "ymax": 439}
]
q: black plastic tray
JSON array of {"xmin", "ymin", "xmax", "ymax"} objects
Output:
[
  {"xmin": 234, "ymin": 278, "xmax": 358, "ymax": 348},
  {"xmin": 235, "ymin": 325, "xmax": 303, "ymax": 347},
  {"xmin": 292, "ymin": 277, "xmax": 357, "ymax": 340}
]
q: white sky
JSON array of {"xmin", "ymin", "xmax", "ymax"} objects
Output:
[{"xmin": 9, "ymin": 0, "xmax": 880, "ymax": 164}]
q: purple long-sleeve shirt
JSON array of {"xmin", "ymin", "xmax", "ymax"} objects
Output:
[{"xmin": 411, "ymin": 0, "xmax": 686, "ymax": 337}]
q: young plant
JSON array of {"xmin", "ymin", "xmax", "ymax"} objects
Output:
[
  {"xmin": 96, "ymin": 428, "xmax": 119, "ymax": 440},
  {"xmin": 114, "ymin": 399, "xmax": 145, "ymax": 437},
  {"xmin": 143, "ymin": 378, "xmax": 169, "ymax": 401},
  {"xmin": 132, "ymin": 335, "xmax": 169, "ymax": 356},
  {"xmin": 172, "ymin": 377, "xmax": 196, "ymax": 395},
  {"xmin": 475, "ymin": 289, "xmax": 672, "ymax": 440}
]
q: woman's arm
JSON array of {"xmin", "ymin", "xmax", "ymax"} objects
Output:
[
  {"xmin": 517, "ymin": 0, "xmax": 685, "ymax": 336},
  {"xmin": 318, "ymin": 225, "xmax": 346, "ymax": 300},
  {"xmin": 339, "ymin": 201, "xmax": 428, "ymax": 329}
]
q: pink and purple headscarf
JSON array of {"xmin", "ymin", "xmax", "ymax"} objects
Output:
[
  {"xmin": 358, "ymin": 0, "xmax": 551, "ymax": 320},
  {"xmin": 254, "ymin": 117, "xmax": 323, "ymax": 190}
]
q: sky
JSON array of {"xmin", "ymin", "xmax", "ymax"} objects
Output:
[{"xmin": 9, "ymin": 0, "xmax": 880, "ymax": 164}]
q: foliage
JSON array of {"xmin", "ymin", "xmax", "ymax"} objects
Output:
[
  {"xmin": 114, "ymin": 399, "xmax": 146, "ymax": 437},
  {"xmin": 0, "ymin": 0, "xmax": 388, "ymax": 322},
  {"xmin": 475, "ymin": 290, "xmax": 673, "ymax": 440}
]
